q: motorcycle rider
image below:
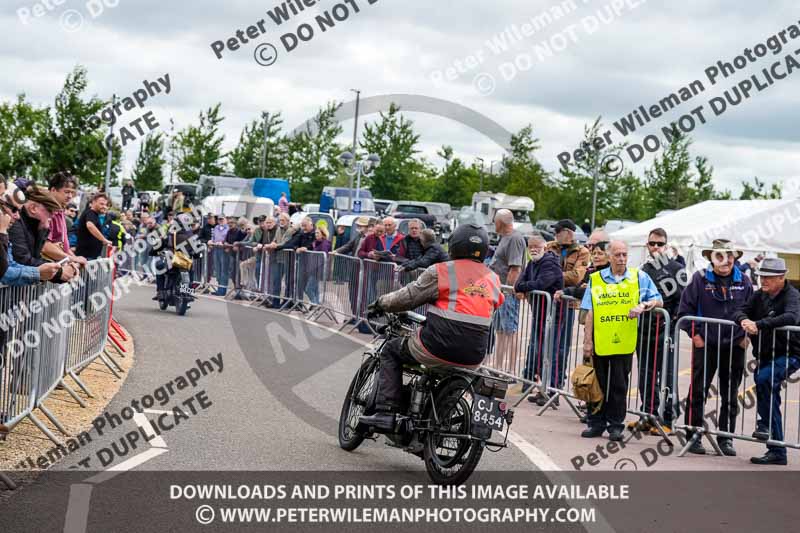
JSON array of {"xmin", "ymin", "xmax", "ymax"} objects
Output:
[
  {"xmin": 359, "ymin": 223, "xmax": 504, "ymax": 431},
  {"xmin": 149, "ymin": 213, "xmax": 197, "ymax": 302}
]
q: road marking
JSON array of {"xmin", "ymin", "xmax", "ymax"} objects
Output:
[
  {"xmin": 133, "ymin": 412, "xmax": 167, "ymax": 448},
  {"xmin": 63, "ymin": 483, "xmax": 93, "ymax": 533},
  {"xmin": 64, "ymin": 411, "xmax": 170, "ymax": 532},
  {"xmin": 507, "ymin": 430, "xmax": 560, "ymax": 471}
]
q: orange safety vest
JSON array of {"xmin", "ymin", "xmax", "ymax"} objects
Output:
[{"xmin": 430, "ymin": 260, "xmax": 504, "ymax": 326}]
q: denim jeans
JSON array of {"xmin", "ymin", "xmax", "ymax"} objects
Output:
[
  {"xmin": 304, "ymin": 276, "xmax": 320, "ymax": 305},
  {"xmin": 755, "ymin": 355, "xmax": 800, "ymax": 459},
  {"xmin": 212, "ymin": 248, "xmax": 229, "ymax": 290}
]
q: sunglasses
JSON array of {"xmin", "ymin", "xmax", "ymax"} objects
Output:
[
  {"xmin": 587, "ymin": 241, "xmax": 609, "ymax": 251},
  {"xmin": 648, "ymin": 241, "xmax": 667, "ymax": 247}
]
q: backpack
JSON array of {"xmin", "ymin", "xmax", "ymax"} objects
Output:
[{"xmin": 571, "ymin": 360, "xmax": 604, "ymax": 414}]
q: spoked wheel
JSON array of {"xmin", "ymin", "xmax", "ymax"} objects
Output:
[
  {"xmin": 338, "ymin": 357, "xmax": 379, "ymax": 451},
  {"xmin": 423, "ymin": 381, "xmax": 483, "ymax": 485},
  {"xmin": 175, "ymin": 296, "xmax": 189, "ymax": 316}
]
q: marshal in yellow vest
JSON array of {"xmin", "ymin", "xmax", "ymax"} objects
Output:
[{"xmin": 590, "ymin": 268, "xmax": 640, "ymax": 356}]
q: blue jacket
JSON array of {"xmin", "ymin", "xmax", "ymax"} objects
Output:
[
  {"xmin": 1, "ymin": 242, "xmax": 41, "ymax": 286},
  {"xmin": 678, "ymin": 265, "xmax": 753, "ymax": 345},
  {"xmin": 514, "ymin": 251, "xmax": 563, "ymax": 296}
]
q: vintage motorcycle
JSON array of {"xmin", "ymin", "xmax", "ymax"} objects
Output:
[
  {"xmin": 155, "ymin": 254, "xmax": 195, "ymax": 316},
  {"xmin": 338, "ymin": 310, "xmax": 515, "ymax": 485}
]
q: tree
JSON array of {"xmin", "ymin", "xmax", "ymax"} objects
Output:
[
  {"xmin": 497, "ymin": 125, "xmax": 552, "ymax": 221},
  {"xmin": 36, "ymin": 66, "xmax": 121, "ymax": 186},
  {"xmin": 285, "ymin": 101, "xmax": 343, "ymax": 202},
  {"xmin": 739, "ymin": 177, "xmax": 782, "ymax": 199},
  {"xmin": 436, "ymin": 145, "xmax": 454, "ymax": 171},
  {"xmin": 551, "ymin": 119, "xmax": 628, "ymax": 224},
  {"xmin": 432, "ymin": 157, "xmax": 479, "ymax": 207},
  {"xmin": 360, "ymin": 103, "xmax": 423, "ymax": 200},
  {"xmin": 131, "ymin": 133, "xmax": 166, "ymax": 191},
  {"xmin": 0, "ymin": 95, "xmax": 50, "ymax": 178},
  {"xmin": 229, "ymin": 112, "xmax": 286, "ymax": 178},
  {"xmin": 174, "ymin": 103, "xmax": 227, "ymax": 183}
]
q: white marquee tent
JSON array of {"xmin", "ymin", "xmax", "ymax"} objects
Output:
[{"xmin": 610, "ymin": 199, "xmax": 800, "ymax": 278}]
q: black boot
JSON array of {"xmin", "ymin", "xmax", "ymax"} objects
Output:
[
  {"xmin": 717, "ymin": 438, "xmax": 737, "ymax": 457},
  {"xmin": 750, "ymin": 451, "xmax": 787, "ymax": 466},
  {"xmin": 358, "ymin": 412, "xmax": 396, "ymax": 433}
]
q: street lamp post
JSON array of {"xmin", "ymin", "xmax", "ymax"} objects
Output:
[
  {"xmin": 339, "ymin": 152, "xmax": 380, "ymax": 214},
  {"xmin": 260, "ymin": 111, "xmax": 269, "ymax": 178},
  {"xmin": 348, "ymin": 89, "xmax": 361, "ymax": 212},
  {"xmin": 475, "ymin": 157, "xmax": 485, "ymax": 191}
]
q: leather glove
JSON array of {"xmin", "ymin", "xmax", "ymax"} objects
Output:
[{"xmin": 367, "ymin": 300, "xmax": 384, "ymax": 319}]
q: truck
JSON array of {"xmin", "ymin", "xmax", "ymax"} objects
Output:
[
  {"xmin": 198, "ymin": 175, "xmax": 275, "ymax": 221},
  {"xmin": 471, "ymin": 192, "xmax": 535, "ymax": 235},
  {"xmin": 320, "ymin": 187, "xmax": 376, "ymax": 217}
]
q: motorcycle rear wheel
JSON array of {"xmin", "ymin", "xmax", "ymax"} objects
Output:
[
  {"xmin": 423, "ymin": 381, "xmax": 483, "ymax": 485},
  {"xmin": 176, "ymin": 296, "xmax": 189, "ymax": 316},
  {"xmin": 338, "ymin": 357, "xmax": 379, "ymax": 451}
]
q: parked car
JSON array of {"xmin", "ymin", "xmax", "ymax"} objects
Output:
[
  {"xmin": 334, "ymin": 214, "xmax": 380, "ymax": 246},
  {"xmin": 385, "ymin": 201, "xmax": 441, "ymax": 239},
  {"xmin": 424, "ymin": 202, "xmax": 453, "ymax": 240},
  {"xmin": 374, "ymin": 199, "xmax": 392, "ymax": 216}
]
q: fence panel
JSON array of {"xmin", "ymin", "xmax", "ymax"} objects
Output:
[
  {"xmin": 673, "ymin": 316, "xmax": 800, "ymax": 456},
  {"xmin": 65, "ymin": 260, "xmax": 114, "ymax": 374},
  {"xmin": 357, "ymin": 260, "xmax": 398, "ymax": 324},
  {"xmin": 538, "ymin": 295, "xmax": 583, "ymax": 411},
  {"xmin": 31, "ymin": 282, "xmax": 72, "ymax": 406},
  {"xmin": 233, "ymin": 245, "xmax": 261, "ymax": 299},
  {"xmin": 262, "ymin": 249, "xmax": 296, "ymax": 309},
  {"xmin": 0, "ymin": 285, "xmax": 40, "ymax": 432},
  {"xmin": 294, "ymin": 251, "xmax": 327, "ymax": 309},
  {"xmin": 319, "ymin": 253, "xmax": 362, "ymax": 322}
]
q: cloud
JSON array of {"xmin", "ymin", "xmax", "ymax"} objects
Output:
[{"xmin": 1, "ymin": 0, "xmax": 797, "ymax": 194}]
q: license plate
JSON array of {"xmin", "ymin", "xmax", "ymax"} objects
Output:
[
  {"xmin": 471, "ymin": 394, "xmax": 505, "ymax": 432},
  {"xmin": 178, "ymin": 283, "xmax": 194, "ymax": 294}
]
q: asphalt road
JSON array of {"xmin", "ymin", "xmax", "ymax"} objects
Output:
[{"xmin": 1, "ymin": 284, "xmax": 574, "ymax": 533}]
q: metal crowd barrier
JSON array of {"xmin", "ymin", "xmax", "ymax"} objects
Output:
[
  {"xmin": 293, "ymin": 251, "xmax": 327, "ymax": 313},
  {"xmin": 533, "ymin": 296, "xmax": 674, "ymax": 443},
  {"xmin": 0, "ymin": 258, "xmax": 116, "ymax": 449},
  {"xmin": 481, "ymin": 287, "xmax": 553, "ymax": 410},
  {"xmin": 262, "ymin": 249, "xmax": 296, "ymax": 309},
  {"xmin": 318, "ymin": 253, "xmax": 362, "ymax": 326},
  {"xmin": 672, "ymin": 316, "xmax": 800, "ymax": 457},
  {"xmin": 536, "ymin": 295, "xmax": 584, "ymax": 418},
  {"xmin": 232, "ymin": 245, "xmax": 261, "ymax": 300},
  {"xmin": 358, "ymin": 259, "xmax": 399, "ymax": 331}
]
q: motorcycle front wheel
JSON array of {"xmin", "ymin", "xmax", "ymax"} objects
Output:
[
  {"xmin": 423, "ymin": 380, "xmax": 483, "ymax": 485},
  {"xmin": 338, "ymin": 357, "xmax": 379, "ymax": 451}
]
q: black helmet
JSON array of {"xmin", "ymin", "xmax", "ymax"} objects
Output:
[{"xmin": 449, "ymin": 223, "xmax": 489, "ymax": 262}]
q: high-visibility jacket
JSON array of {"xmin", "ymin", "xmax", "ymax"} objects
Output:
[
  {"xmin": 419, "ymin": 259, "xmax": 504, "ymax": 365},
  {"xmin": 110, "ymin": 220, "xmax": 127, "ymax": 249},
  {"xmin": 590, "ymin": 268, "xmax": 640, "ymax": 356}
]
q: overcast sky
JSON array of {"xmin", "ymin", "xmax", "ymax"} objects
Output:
[{"xmin": 3, "ymin": 0, "xmax": 798, "ymax": 196}]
